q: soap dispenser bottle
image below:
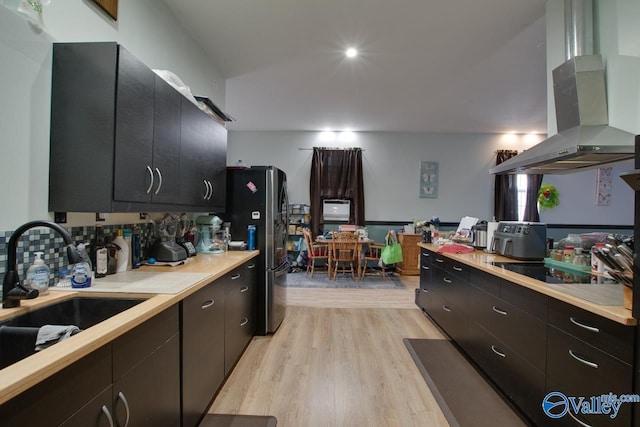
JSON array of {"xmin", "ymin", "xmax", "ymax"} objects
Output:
[
  {"xmin": 26, "ymin": 252, "xmax": 50, "ymax": 295},
  {"xmin": 113, "ymin": 229, "xmax": 129, "ymax": 272}
]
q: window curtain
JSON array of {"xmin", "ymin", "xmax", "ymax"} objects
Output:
[
  {"xmin": 493, "ymin": 150, "xmax": 519, "ymax": 221},
  {"xmin": 310, "ymin": 148, "xmax": 365, "ymax": 237},
  {"xmin": 523, "ymin": 173, "xmax": 543, "ymax": 222}
]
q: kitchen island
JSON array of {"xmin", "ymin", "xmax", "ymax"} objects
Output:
[
  {"xmin": 0, "ymin": 250, "xmax": 258, "ymax": 426},
  {"xmin": 416, "ymin": 243, "xmax": 637, "ymax": 426}
]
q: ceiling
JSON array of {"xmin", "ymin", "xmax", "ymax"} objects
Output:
[{"xmin": 162, "ymin": 0, "xmax": 548, "ymax": 134}]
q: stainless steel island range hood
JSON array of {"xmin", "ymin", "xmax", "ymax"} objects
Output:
[{"xmin": 490, "ymin": 1, "xmax": 635, "ymax": 175}]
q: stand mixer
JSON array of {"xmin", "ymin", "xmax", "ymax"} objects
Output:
[{"xmin": 195, "ymin": 215, "xmax": 225, "ymax": 254}]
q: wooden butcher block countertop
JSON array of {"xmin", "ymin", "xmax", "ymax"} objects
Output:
[
  {"xmin": 419, "ymin": 243, "xmax": 635, "ymax": 326},
  {"xmin": 0, "ymin": 251, "xmax": 258, "ymax": 404}
]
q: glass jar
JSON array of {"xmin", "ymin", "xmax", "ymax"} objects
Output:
[{"xmin": 563, "ymin": 246, "xmax": 575, "ymax": 263}]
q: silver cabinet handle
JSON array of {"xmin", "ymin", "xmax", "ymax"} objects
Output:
[
  {"xmin": 240, "ymin": 285, "xmax": 249, "ymax": 293},
  {"xmin": 101, "ymin": 405, "xmax": 115, "ymax": 427},
  {"xmin": 247, "ymin": 263, "xmax": 256, "ymax": 269},
  {"xmin": 240, "ymin": 317, "xmax": 249, "ymax": 326},
  {"xmin": 569, "ymin": 317, "xmax": 600, "ymax": 333},
  {"xmin": 435, "ymin": 258, "xmax": 444, "ymax": 263},
  {"xmin": 443, "ymin": 277, "xmax": 452, "ymax": 284},
  {"xmin": 421, "ymin": 265, "xmax": 430, "ymax": 270},
  {"xmin": 422, "ymin": 253, "xmax": 431, "ymax": 259},
  {"xmin": 231, "ymin": 274, "xmax": 241, "ymax": 280},
  {"xmin": 568, "ymin": 350, "xmax": 598, "ymax": 369},
  {"xmin": 453, "ymin": 266, "xmax": 462, "ymax": 272},
  {"xmin": 442, "ymin": 305, "xmax": 451, "ymax": 312},
  {"xmin": 202, "ymin": 179, "xmax": 210, "ymax": 200},
  {"xmin": 491, "ymin": 345, "xmax": 506, "ymax": 358},
  {"xmin": 207, "ymin": 180, "xmax": 214, "ymax": 200},
  {"xmin": 492, "ymin": 306, "xmax": 508, "ymax": 316},
  {"xmin": 116, "ymin": 391, "xmax": 130, "ymax": 427},
  {"xmin": 154, "ymin": 167, "xmax": 162, "ymax": 194},
  {"xmin": 145, "ymin": 165, "xmax": 154, "ymax": 194},
  {"xmin": 201, "ymin": 299, "xmax": 215, "ymax": 309}
]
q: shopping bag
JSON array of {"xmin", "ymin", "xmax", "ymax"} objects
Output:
[{"xmin": 381, "ymin": 230, "xmax": 403, "ymax": 265}]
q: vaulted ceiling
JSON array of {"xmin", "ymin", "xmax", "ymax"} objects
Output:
[{"xmin": 163, "ymin": 0, "xmax": 547, "ymax": 134}]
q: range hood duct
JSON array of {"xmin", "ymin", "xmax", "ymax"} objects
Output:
[{"xmin": 490, "ymin": 0, "xmax": 635, "ymax": 175}]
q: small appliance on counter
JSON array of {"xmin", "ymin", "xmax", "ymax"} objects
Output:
[
  {"xmin": 490, "ymin": 221, "xmax": 547, "ymax": 260},
  {"xmin": 148, "ymin": 219, "xmax": 188, "ymax": 262},
  {"xmin": 470, "ymin": 221, "xmax": 488, "ymax": 249},
  {"xmin": 176, "ymin": 216, "xmax": 197, "ymax": 257},
  {"xmin": 195, "ymin": 215, "xmax": 225, "ymax": 254}
]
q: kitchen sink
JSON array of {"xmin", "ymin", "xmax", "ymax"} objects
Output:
[{"xmin": 0, "ymin": 297, "xmax": 145, "ymax": 369}]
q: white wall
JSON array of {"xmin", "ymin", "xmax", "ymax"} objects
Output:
[{"xmin": 0, "ymin": 1, "xmax": 224, "ymax": 230}]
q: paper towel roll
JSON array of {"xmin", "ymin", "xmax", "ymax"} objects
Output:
[{"xmin": 486, "ymin": 221, "xmax": 499, "ymax": 252}]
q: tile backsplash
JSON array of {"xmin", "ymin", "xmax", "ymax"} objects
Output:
[{"xmin": 0, "ymin": 223, "xmax": 156, "ymax": 286}]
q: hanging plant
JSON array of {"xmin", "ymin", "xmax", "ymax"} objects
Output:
[{"xmin": 538, "ymin": 183, "xmax": 559, "ymax": 210}]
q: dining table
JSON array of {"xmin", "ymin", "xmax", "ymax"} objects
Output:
[{"xmin": 315, "ymin": 236, "xmax": 374, "ymax": 280}]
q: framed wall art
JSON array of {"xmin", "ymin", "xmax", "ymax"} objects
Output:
[
  {"xmin": 420, "ymin": 161, "xmax": 438, "ymax": 198},
  {"xmin": 91, "ymin": 0, "xmax": 118, "ymax": 20}
]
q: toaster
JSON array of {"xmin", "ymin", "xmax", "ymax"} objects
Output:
[{"xmin": 490, "ymin": 221, "xmax": 547, "ymax": 260}]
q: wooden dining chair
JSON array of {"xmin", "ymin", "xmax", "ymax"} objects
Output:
[
  {"xmin": 302, "ymin": 229, "xmax": 329, "ymax": 278},
  {"xmin": 360, "ymin": 243, "xmax": 386, "ymax": 280},
  {"xmin": 329, "ymin": 231, "xmax": 359, "ymax": 280}
]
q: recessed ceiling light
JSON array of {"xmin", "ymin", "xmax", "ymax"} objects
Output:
[{"xmin": 345, "ymin": 48, "xmax": 358, "ymax": 58}]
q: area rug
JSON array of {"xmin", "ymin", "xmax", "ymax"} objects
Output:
[
  {"xmin": 404, "ymin": 338, "xmax": 530, "ymax": 427},
  {"xmin": 285, "ymin": 271, "xmax": 404, "ymax": 289}
]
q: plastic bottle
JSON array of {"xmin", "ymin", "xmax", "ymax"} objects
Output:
[
  {"xmin": 71, "ymin": 244, "xmax": 92, "ymax": 288},
  {"xmin": 113, "ymin": 229, "xmax": 129, "ymax": 272},
  {"xmin": 123, "ymin": 229, "xmax": 133, "ymax": 271},
  {"xmin": 25, "ymin": 252, "xmax": 50, "ymax": 295},
  {"xmin": 247, "ymin": 225, "xmax": 256, "ymax": 250}
]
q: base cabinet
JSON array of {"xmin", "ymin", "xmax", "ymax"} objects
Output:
[
  {"xmin": 415, "ymin": 248, "xmax": 637, "ymax": 427},
  {"xmin": 0, "ymin": 306, "xmax": 180, "ymax": 427},
  {"xmin": 396, "ymin": 233, "xmax": 421, "ymax": 275},
  {"xmin": 182, "ymin": 259, "xmax": 258, "ymax": 427}
]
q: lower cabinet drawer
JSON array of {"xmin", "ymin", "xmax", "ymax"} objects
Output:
[
  {"xmin": 470, "ymin": 285, "xmax": 546, "ymax": 371},
  {"xmin": 415, "ymin": 288, "xmax": 431, "ymax": 312},
  {"xmin": 467, "ymin": 321, "xmax": 546, "ymax": 426},
  {"xmin": 546, "ymin": 326, "xmax": 633, "ymax": 427}
]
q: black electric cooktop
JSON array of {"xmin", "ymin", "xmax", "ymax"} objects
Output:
[{"xmin": 490, "ymin": 261, "xmax": 609, "ymax": 285}]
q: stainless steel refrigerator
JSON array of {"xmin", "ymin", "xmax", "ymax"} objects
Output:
[{"xmin": 226, "ymin": 166, "xmax": 288, "ymax": 335}]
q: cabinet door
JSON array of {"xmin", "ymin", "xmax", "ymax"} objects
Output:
[
  {"xmin": 207, "ymin": 118, "xmax": 228, "ymax": 211},
  {"xmin": 112, "ymin": 334, "xmax": 181, "ymax": 427},
  {"xmin": 113, "ymin": 46, "xmax": 156, "ymax": 203},
  {"xmin": 179, "ymin": 97, "xmax": 211, "ymax": 206},
  {"xmin": 151, "ymin": 75, "xmax": 182, "ymax": 203},
  {"xmin": 59, "ymin": 386, "xmax": 114, "ymax": 427},
  {"xmin": 0, "ymin": 346, "xmax": 112, "ymax": 426},
  {"xmin": 182, "ymin": 281, "xmax": 226, "ymax": 427}
]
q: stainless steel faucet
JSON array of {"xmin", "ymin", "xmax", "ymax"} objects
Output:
[{"xmin": 3, "ymin": 220, "xmax": 83, "ymax": 308}]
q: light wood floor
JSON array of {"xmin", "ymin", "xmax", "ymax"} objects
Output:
[{"xmin": 209, "ymin": 275, "xmax": 451, "ymax": 426}]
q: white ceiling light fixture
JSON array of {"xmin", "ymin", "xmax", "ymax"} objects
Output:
[
  {"xmin": 319, "ymin": 130, "xmax": 336, "ymax": 142},
  {"xmin": 338, "ymin": 130, "xmax": 356, "ymax": 142},
  {"xmin": 345, "ymin": 47, "xmax": 358, "ymax": 58}
]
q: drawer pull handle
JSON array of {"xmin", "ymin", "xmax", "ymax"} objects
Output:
[
  {"xmin": 247, "ymin": 263, "xmax": 256, "ymax": 269},
  {"xmin": 231, "ymin": 274, "xmax": 242, "ymax": 280},
  {"xmin": 101, "ymin": 405, "xmax": 115, "ymax": 427},
  {"xmin": 567, "ymin": 408, "xmax": 594, "ymax": 427},
  {"xmin": 492, "ymin": 306, "xmax": 508, "ymax": 316},
  {"xmin": 568, "ymin": 350, "xmax": 598, "ymax": 369},
  {"xmin": 422, "ymin": 253, "xmax": 430, "ymax": 258},
  {"xmin": 240, "ymin": 285, "xmax": 249, "ymax": 293},
  {"xmin": 240, "ymin": 317, "xmax": 249, "ymax": 326},
  {"xmin": 116, "ymin": 391, "xmax": 130, "ymax": 427},
  {"xmin": 154, "ymin": 167, "xmax": 163, "ymax": 194},
  {"xmin": 202, "ymin": 299, "xmax": 215, "ymax": 309},
  {"xmin": 569, "ymin": 317, "xmax": 600, "ymax": 333},
  {"xmin": 443, "ymin": 277, "xmax": 452, "ymax": 284},
  {"xmin": 442, "ymin": 305, "xmax": 451, "ymax": 312},
  {"xmin": 435, "ymin": 258, "xmax": 444, "ymax": 263},
  {"xmin": 491, "ymin": 345, "xmax": 506, "ymax": 358},
  {"xmin": 421, "ymin": 265, "xmax": 430, "ymax": 270},
  {"xmin": 453, "ymin": 266, "xmax": 462, "ymax": 272}
]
